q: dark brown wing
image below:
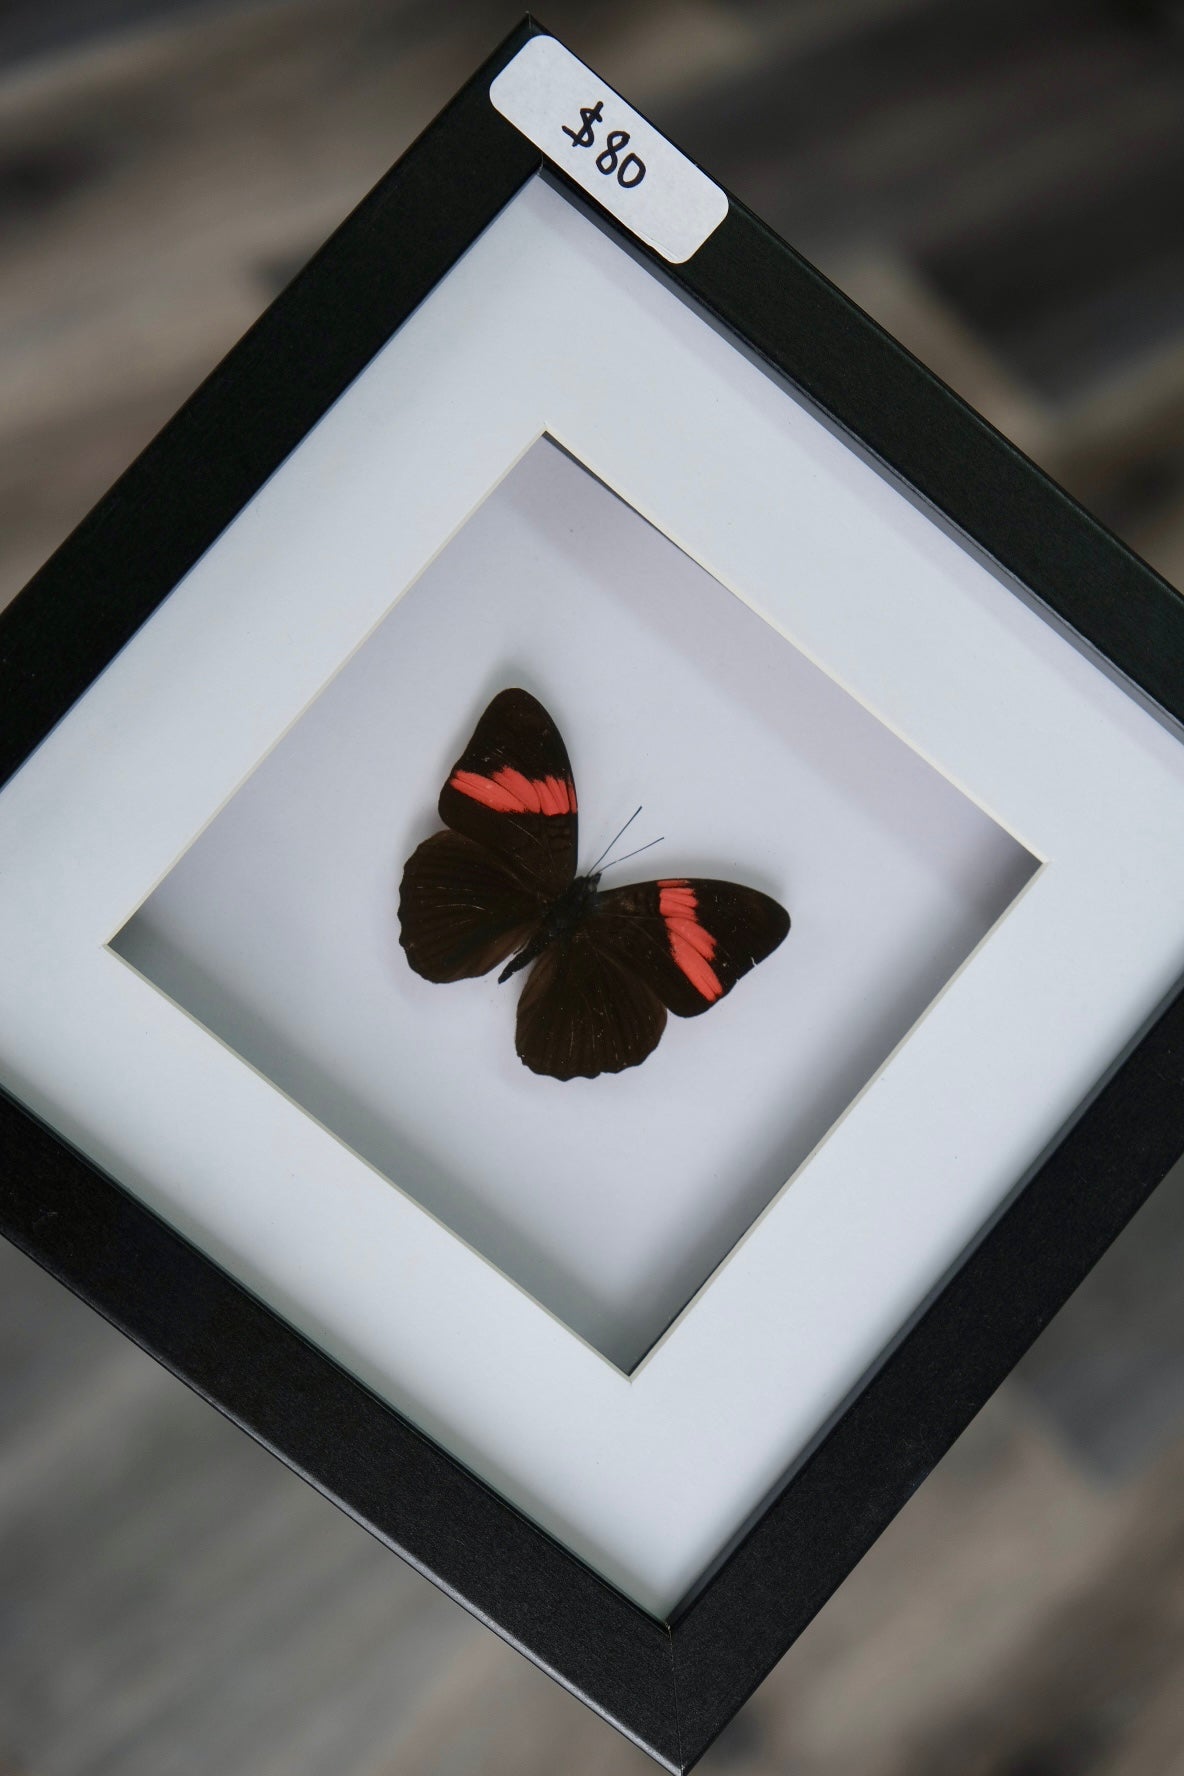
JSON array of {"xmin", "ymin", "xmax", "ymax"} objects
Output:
[
  {"xmin": 588, "ymin": 878, "xmax": 790, "ymax": 1017},
  {"xmin": 437, "ymin": 688, "xmax": 578, "ymax": 900},
  {"xmin": 399, "ymin": 831, "xmax": 543, "ymax": 982},
  {"xmin": 515, "ymin": 931, "xmax": 667, "ymax": 1080}
]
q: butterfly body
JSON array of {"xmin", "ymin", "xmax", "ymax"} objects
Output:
[
  {"xmin": 398, "ymin": 688, "xmax": 790, "ymax": 1080},
  {"xmin": 497, "ymin": 871, "xmax": 602, "ymax": 984}
]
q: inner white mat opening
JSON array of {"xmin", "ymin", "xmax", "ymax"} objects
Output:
[{"xmin": 113, "ymin": 438, "xmax": 1037, "ymax": 1371}]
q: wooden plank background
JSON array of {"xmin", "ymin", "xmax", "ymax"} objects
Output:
[{"xmin": 3, "ymin": 3, "xmax": 1184, "ymax": 1771}]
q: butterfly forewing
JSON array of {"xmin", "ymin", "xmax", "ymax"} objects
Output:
[
  {"xmin": 588, "ymin": 878, "xmax": 790, "ymax": 1018},
  {"xmin": 400, "ymin": 688, "xmax": 579, "ymax": 985},
  {"xmin": 437, "ymin": 688, "xmax": 578, "ymax": 901}
]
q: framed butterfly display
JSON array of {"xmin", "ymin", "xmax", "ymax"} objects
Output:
[
  {"xmin": 399, "ymin": 688, "xmax": 790, "ymax": 1079},
  {"xmin": 4, "ymin": 20, "xmax": 1184, "ymax": 1776}
]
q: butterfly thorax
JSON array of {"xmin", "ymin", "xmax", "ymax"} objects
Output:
[{"xmin": 497, "ymin": 871, "xmax": 602, "ymax": 985}]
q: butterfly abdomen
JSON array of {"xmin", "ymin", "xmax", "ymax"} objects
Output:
[{"xmin": 497, "ymin": 871, "xmax": 602, "ymax": 984}]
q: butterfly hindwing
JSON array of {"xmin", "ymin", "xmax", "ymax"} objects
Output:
[
  {"xmin": 588, "ymin": 878, "xmax": 790, "ymax": 1019},
  {"xmin": 437, "ymin": 688, "xmax": 578, "ymax": 901},
  {"xmin": 514, "ymin": 876, "xmax": 789, "ymax": 1080},
  {"xmin": 399, "ymin": 830, "xmax": 543, "ymax": 982},
  {"xmin": 515, "ymin": 929, "xmax": 667, "ymax": 1080}
]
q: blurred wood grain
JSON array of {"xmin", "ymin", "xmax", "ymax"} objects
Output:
[{"xmin": 4, "ymin": 3, "xmax": 1184, "ymax": 1773}]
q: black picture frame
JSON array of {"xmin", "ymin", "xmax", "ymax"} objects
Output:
[{"xmin": 4, "ymin": 19, "xmax": 1184, "ymax": 1772}]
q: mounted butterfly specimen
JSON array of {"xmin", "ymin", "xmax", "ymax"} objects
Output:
[{"xmin": 398, "ymin": 688, "xmax": 790, "ymax": 1080}]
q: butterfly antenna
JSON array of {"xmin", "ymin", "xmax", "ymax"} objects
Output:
[
  {"xmin": 599, "ymin": 835, "xmax": 665, "ymax": 872},
  {"xmin": 589, "ymin": 806, "xmax": 642, "ymax": 873}
]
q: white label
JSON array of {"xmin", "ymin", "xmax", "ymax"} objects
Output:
[{"xmin": 490, "ymin": 37, "xmax": 728, "ymax": 265}]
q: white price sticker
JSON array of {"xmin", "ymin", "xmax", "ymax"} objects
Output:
[{"xmin": 490, "ymin": 37, "xmax": 728, "ymax": 265}]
